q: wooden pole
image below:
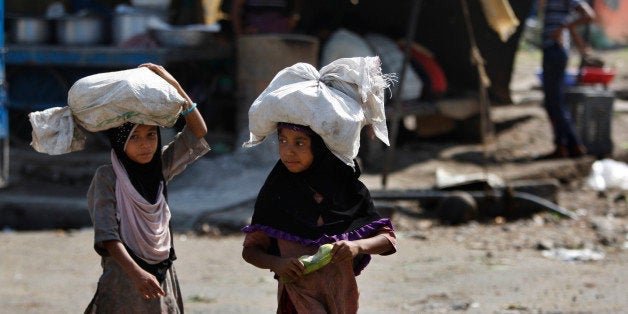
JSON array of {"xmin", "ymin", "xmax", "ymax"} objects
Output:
[{"xmin": 381, "ymin": 0, "xmax": 423, "ymax": 188}]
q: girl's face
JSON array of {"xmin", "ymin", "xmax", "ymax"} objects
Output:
[
  {"xmin": 278, "ymin": 128, "xmax": 314, "ymax": 173},
  {"xmin": 124, "ymin": 125, "xmax": 159, "ymax": 164}
]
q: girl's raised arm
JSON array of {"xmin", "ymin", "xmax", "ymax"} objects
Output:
[{"xmin": 140, "ymin": 63, "xmax": 208, "ymax": 139}]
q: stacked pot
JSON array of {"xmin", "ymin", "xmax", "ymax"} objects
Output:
[
  {"xmin": 7, "ymin": 12, "xmax": 105, "ymax": 46},
  {"xmin": 7, "ymin": 0, "xmax": 171, "ymax": 47}
]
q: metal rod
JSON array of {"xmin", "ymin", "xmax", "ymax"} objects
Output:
[
  {"xmin": 370, "ymin": 189, "xmax": 577, "ymax": 219},
  {"xmin": 381, "ymin": 0, "xmax": 423, "ymax": 188},
  {"xmin": 460, "ymin": 0, "xmax": 496, "ymax": 192}
]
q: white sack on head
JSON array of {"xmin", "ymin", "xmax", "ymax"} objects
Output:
[
  {"xmin": 29, "ymin": 106, "xmax": 86, "ymax": 155},
  {"xmin": 244, "ymin": 56, "xmax": 391, "ymax": 167},
  {"xmin": 27, "ymin": 67, "xmax": 185, "ymax": 155},
  {"xmin": 68, "ymin": 67, "xmax": 185, "ymax": 132}
]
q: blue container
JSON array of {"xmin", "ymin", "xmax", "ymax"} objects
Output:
[{"xmin": 536, "ymin": 69, "xmax": 579, "ymax": 87}]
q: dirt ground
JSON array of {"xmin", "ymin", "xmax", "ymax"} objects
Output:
[{"xmin": 1, "ymin": 48, "xmax": 628, "ymax": 313}]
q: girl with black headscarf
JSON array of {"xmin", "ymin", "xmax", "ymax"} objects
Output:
[
  {"xmin": 85, "ymin": 63, "xmax": 209, "ymax": 313},
  {"xmin": 241, "ymin": 57, "xmax": 397, "ymax": 313}
]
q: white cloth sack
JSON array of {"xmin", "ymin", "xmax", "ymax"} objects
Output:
[
  {"xmin": 29, "ymin": 106, "xmax": 86, "ymax": 155},
  {"xmin": 244, "ymin": 56, "xmax": 391, "ymax": 167},
  {"xmin": 29, "ymin": 67, "xmax": 185, "ymax": 155},
  {"xmin": 68, "ymin": 67, "xmax": 185, "ymax": 131}
]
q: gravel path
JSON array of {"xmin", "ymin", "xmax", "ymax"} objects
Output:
[{"xmin": 1, "ymin": 227, "xmax": 626, "ymax": 313}]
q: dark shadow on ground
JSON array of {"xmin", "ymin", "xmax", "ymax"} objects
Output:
[{"xmin": 360, "ymin": 114, "xmax": 537, "ymax": 173}]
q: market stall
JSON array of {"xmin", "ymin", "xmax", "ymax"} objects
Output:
[
  {"xmin": 5, "ymin": 44, "xmax": 232, "ymax": 111},
  {"xmin": 3, "ymin": 0, "xmax": 235, "ymax": 145}
]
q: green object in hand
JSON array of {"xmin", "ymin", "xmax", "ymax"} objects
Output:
[
  {"xmin": 281, "ymin": 244, "xmax": 334, "ymax": 283},
  {"xmin": 301, "ymin": 243, "xmax": 334, "ymax": 275}
]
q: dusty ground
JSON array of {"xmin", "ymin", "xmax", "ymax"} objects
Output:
[{"xmin": 1, "ymin": 48, "xmax": 628, "ymax": 313}]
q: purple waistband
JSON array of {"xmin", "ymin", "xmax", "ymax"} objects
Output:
[{"xmin": 242, "ymin": 218, "xmax": 394, "ymax": 275}]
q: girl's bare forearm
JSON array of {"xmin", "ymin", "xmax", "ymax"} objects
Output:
[
  {"xmin": 103, "ymin": 240, "xmax": 143, "ymax": 275},
  {"xmin": 242, "ymin": 246, "xmax": 282, "ymax": 271},
  {"xmin": 353, "ymin": 235, "xmax": 394, "ymax": 255}
]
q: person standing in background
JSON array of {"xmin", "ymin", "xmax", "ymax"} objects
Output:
[{"xmin": 540, "ymin": 0, "xmax": 595, "ymax": 158}]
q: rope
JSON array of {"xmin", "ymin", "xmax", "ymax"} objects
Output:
[{"xmin": 461, "ymin": 0, "xmax": 496, "ymax": 155}]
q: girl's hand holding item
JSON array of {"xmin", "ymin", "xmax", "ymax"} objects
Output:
[
  {"xmin": 139, "ymin": 62, "xmax": 207, "ymax": 139},
  {"xmin": 331, "ymin": 235, "xmax": 395, "ymax": 264},
  {"xmin": 273, "ymin": 257, "xmax": 305, "ymax": 283},
  {"xmin": 330, "ymin": 240, "xmax": 360, "ymax": 264},
  {"xmin": 139, "ymin": 63, "xmax": 192, "ymax": 108},
  {"xmin": 139, "ymin": 63, "xmax": 182, "ymax": 91},
  {"xmin": 280, "ymin": 244, "xmax": 334, "ymax": 283}
]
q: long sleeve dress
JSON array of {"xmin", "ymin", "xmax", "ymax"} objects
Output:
[
  {"xmin": 242, "ymin": 149, "xmax": 398, "ymax": 313},
  {"xmin": 85, "ymin": 126, "xmax": 209, "ymax": 313},
  {"xmin": 243, "ymin": 226, "xmax": 396, "ymax": 313}
]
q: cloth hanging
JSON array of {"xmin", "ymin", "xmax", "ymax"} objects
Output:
[{"xmin": 479, "ymin": 0, "xmax": 521, "ymax": 42}]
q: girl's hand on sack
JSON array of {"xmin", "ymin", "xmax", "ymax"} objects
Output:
[
  {"xmin": 139, "ymin": 62, "xmax": 206, "ymax": 138},
  {"xmin": 272, "ymin": 257, "xmax": 305, "ymax": 282},
  {"xmin": 139, "ymin": 63, "xmax": 182, "ymax": 90},
  {"xmin": 130, "ymin": 268, "xmax": 166, "ymax": 299},
  {"xmin": 330, "ymin": 240, "xmax": 360, "ymax": 264}
]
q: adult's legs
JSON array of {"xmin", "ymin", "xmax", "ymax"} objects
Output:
[{"xmin": 542, "ymin": 43, "xmax": 584, "ymax": 156}]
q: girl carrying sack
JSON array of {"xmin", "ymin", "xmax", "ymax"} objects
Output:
[
  {"xmin": 30, "ymin": 63, "xmax": 210, "ymax": 313},
  {"xmin": 241, "ymin": 56, "xmax": 398, "ymax": 313}
]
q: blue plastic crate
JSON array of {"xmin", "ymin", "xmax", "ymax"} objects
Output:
[{"xmin": 536, "ymin": 69, "xmax": 579, "ymax": 87}]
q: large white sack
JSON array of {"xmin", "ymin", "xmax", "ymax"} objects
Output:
[
  {"xmin": 68, "ymin": 67, "xmax": 185, "ymax": 132},
  {"xmin": 28, "ymin": 67, "xmax": 186, "ymax": 155},
  {"xmin": 29, "ymin": 106, "xmax": 86, "ymax": 155},
  {"xmin": 244, "ymin": 57, "xmax": 391, "ymax": 167}
]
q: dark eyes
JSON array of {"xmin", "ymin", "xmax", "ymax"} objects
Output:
[
  {"xmin": 278, "ymin": 138, "xmax": 305, "ymax": 146},
  {"xmin": 129, "ymin": 132, "xmax": 157, "ymax": 140}
]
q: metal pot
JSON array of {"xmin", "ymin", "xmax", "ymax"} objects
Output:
[
  {"xmin": 8, "ymin": 16, "xmax": 52, "ymax": 44},
  {"xmin": 112, "ymin": 12, "xmax": 166, "ymax": 45},
  {"xmin": 150, "ymin": 27, "xmax": 215, "ymax": 48},
  {"xmin": 56, "ymin": 15, "xmax": 105, "ymax": 46}
]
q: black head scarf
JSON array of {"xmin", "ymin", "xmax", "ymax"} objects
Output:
[
  {"xmin": 104, "ymin": 123, "xmax": 165, "ymax": 204},
  {"xmin": 249, "ymin": 123, "xmax": 385, "ymax": 241}
]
